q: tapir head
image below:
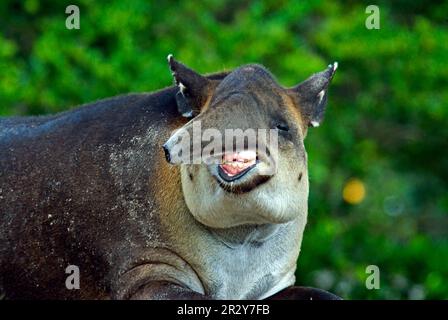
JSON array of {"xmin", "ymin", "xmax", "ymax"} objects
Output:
[{"xmin": 163, "ymin": 55, "xmax": 337, "ymax": 228}]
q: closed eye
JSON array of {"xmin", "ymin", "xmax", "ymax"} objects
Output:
[{"xmin": 276, "ymin": 124, "xmax": 289, "ymax": 132}]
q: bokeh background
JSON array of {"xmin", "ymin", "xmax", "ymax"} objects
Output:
[{"xmin": 1, "ymin": 0, "xmax": 447, "ymax": 299}]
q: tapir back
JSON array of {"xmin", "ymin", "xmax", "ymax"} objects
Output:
[{"xmin": 0, "ymin": 88, "xmax": 182, "ymax": 299}]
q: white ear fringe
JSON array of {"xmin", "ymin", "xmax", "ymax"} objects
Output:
[
  {"xmin": 318, "ymin": 90, "xmax": 325, "ymax": 103},
  {"xmin": 178, "ymin": 82, "xmax": 186, "ymax": 94},
  {"xmin": 182, "ymin": 110, "xmax": 193, "ymax": 118},
  {"xmin": 333, "ymin": 62, "xmax": 338, "ymax": 72}
]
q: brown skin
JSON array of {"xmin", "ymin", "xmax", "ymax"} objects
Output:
[{"xmin": 0, "ymin": 57, "xmax": 339, "ymax": 300}]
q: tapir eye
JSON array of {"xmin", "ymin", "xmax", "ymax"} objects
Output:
[{"xmin": 276, "ymin": 124, "xmax": 290, "ymax": 132}]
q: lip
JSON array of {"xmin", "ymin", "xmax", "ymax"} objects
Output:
[
  {"xmin": 217, "ymin": 161, "xmax": 258, "ymax": 182},
  {"xmin": 213, "ymin": 161, "xmax": 271, "ymax": 194},
  {"xmin": 206, "ymin": 147, "xmax": 274, "ymax": 194}
]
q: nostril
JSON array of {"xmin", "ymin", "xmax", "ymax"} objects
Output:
[{"xmin": 162, "ymin": 144, "xmax": 171, "ymax": 163}]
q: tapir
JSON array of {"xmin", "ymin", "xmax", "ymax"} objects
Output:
[{"xmin": 0, "ymin": 55, "xmax": 340, "ymax": 300}]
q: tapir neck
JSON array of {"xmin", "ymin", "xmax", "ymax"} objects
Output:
[{"xmin": 207, "ymin": 223, "xmax": 282, "ymax": 248}]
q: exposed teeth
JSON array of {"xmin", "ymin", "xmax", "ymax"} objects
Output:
[
  {"xmin": 220, "ymin": 150, "xmax": 257, "ymax": 177},
  {"xmin": 238, "ymin": 150, "xmax": 256, "ymax": 159}
]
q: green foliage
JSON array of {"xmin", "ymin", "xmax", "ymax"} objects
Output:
[{"xmin": 1, "ymin": 0, "xmax": 447, "ymax": 299}]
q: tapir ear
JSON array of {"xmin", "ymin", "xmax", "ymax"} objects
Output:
[
  {"xmin": 288, "ymin": 62, "xmax": 338, "ymax": 128},
  {"xmin": 167, "ymin": 54, "xmax": 213, "ymax": 118}
]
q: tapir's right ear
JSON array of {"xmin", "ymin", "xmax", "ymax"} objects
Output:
[{"xmin": 167, "ymin": 54, "xmax": 214, "ymax": 118}]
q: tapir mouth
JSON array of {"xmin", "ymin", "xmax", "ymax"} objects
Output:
[
  {"xmin": 218, "ymin": 150, "xmax": 258, "ymax": 182},
  {"xmin": 210, "ymin": 148, "xmax": 274, "ymax": 194}
]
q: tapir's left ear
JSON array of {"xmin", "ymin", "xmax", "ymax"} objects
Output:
[
  {"xmin": 167, "ymin": 54, "xmax": 214, "ymax": 118},
  {"xmin": 288, "ymin": 62, "xmax": 338, "ymax": 128}
]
